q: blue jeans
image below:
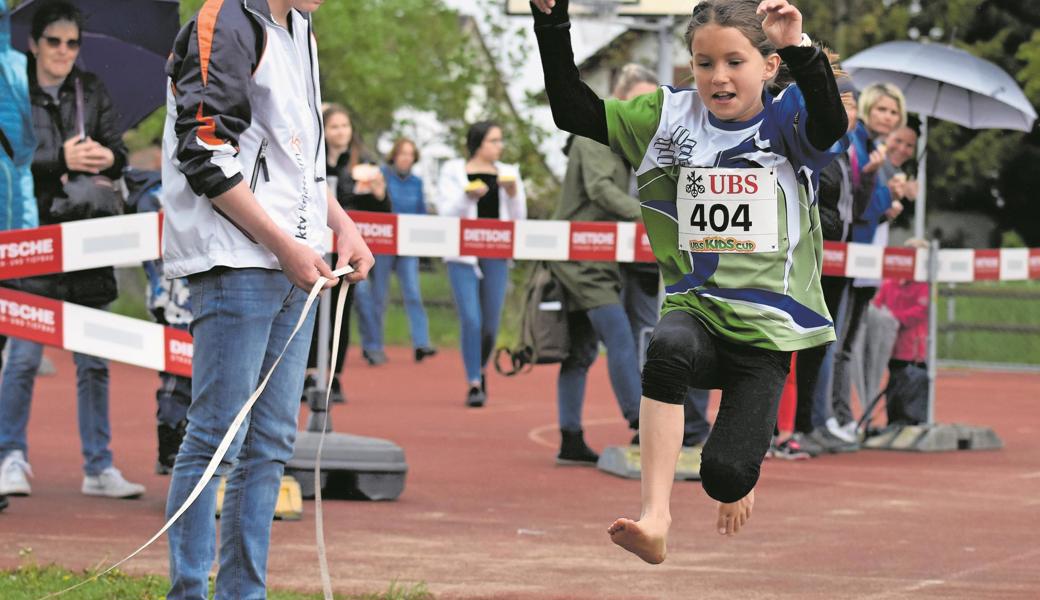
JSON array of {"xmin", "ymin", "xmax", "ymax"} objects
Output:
[
  {"xmin": 558, "ymin": 304, "xmax": 641, "ymax": 431},
  {"xmin": 619, "ymin": 264, "xmax": 711, "ymax": 444},
  {"xmin": 354, "ymin": 253, "xmax": 391, "ymax": 352},
  {"xmin": 166, "ymin": 268, "xmax": 316, "ymax": 600},
  {"xmin": 447, "ymin": 259, "xmax": 509, "ymax": 383},
  {"xmin": 0, "ymin": 331, "xmax": 112, "ymax": 476},
  {"xmin": 356, "ymin": 255, "xmax": 431, "ymax": 351}
]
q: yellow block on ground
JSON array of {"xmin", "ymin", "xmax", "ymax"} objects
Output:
[{"xmin": 214, "ymin": 475, "xmax": 303, "ymax": 520}]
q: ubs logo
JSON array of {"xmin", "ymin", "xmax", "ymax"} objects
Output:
[{"xmin": 685, "ymin": 170, "xmax": 705, "ymax": 198}]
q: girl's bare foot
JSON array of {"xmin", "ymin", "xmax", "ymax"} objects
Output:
[
  {"xmin": 716, "ymin": 489, "xmax": 755, "ymax": 536},
  {"xmin": 607, "ymin": 515, "xmax": 670, "ymax": 564}
]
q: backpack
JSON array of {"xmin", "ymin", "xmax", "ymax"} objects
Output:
[{"xmin": 494, "ymin": 262, "xmax": 570, "ymax": 376}]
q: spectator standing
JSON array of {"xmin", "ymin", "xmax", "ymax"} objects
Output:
[
  {"xmin": 332, "ymin": 108, "xmax": 392, "ymax": 366},
  {"xmin": 161, "ymin": 1, "xmax": 374, "ymax": 598},
  {"xmin": 0, "ymin": 1, "xmax": 143, "ymax": 500},
  {"xmin": 830, "ymin": 82, "xmax": 907, "ymax": 430},
  {"xmin": 303, "ymin": 104, "xmax": 384, "ymax": 404},
  {"xmin": 374, "ymin": 138, "xmax": 437, "ymax": 362},
  {"xmin": 873, "ymin": 240, "xmax": 929, "ymax": 426},
  {"xmin": 436, "ymin": 121, "xmax": 526, "ymax": 407},
  {"xmin": 0, "ymin": 2, "xmax": 38, "ymax": 513}
]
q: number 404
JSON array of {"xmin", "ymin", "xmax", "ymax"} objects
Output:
[{"xmin": 690, "ymin": 203, "xmax": 752, "ymax": 232}]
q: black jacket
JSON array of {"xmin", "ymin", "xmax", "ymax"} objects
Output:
[{"xmin": 25, "ymin": 60, "xmax": 127, "ymax": 306}]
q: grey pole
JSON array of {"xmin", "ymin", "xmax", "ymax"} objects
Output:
[
  {"xmin": 915, "ymin": 118, "xmax": 928, "ymax": 240},
  {"xmin": 926, "ymin": 239, "xmax": 939, "ymax": 424},
  {"xmin": 307, "ymin": 261, "xmax": 333, "ymax": 433},
  {"xmin": 656, "ymin": 16, "xmax": 674, "ymax": 86}
]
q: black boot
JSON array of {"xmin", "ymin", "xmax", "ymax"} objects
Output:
[
  {"xmin": 556, "ymin": 429, "xmax": 599, "ymax": 466},
  {"xmin": 156, "ymin": 420, "xmax": 187, "ymax": 475}
]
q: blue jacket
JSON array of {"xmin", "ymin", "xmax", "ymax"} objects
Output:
[
  {"xmin": 0, "ymin": 7, "xmax": 37, "ymax": 231},
  {"xmin": 848, "ymin": 121, "xmax": 891, "ymax": 244},
  {"xmin": 381, "ymin": 165, "xmax": 425, "ymax": 215}
]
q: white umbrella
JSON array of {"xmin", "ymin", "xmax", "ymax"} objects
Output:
[{"xmin": 844, "ymin": 40, "xmax": 1037, "ymax": 238}]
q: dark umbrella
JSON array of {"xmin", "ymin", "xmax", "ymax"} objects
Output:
[{"xmin": 11, "ymin": 0, "xmax": 180, "ymax": 132}]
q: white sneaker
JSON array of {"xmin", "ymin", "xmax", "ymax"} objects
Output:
[
  {"xmin": 0, "ymin": 450, "xmax": 33, "ymax": 496},
  {"xmin": 826, "ymin": 417, "xmax": 857, "ymax": 443},
  {"xmin": 82, "ymin": 466, "xmax": 145, "ymax": 499}
]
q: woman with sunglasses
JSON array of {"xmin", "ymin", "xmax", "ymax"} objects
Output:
[{"xmin": 0, "ymin": 1, "xmax": 142, "ymax": 501}]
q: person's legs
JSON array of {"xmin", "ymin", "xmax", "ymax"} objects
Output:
[
  {"xmin": 447, "ymin": 262, "xmax": 482, "ymax": 385},
  {"xmin": 0, "ymin": 339, "xmax": 43, "ymax": 496},
  {"xmin": 355, "ymin": 255, "xmax": 390, "ymax": 357},
  {"xmin": 557, "ymin": 311, "xmax": 597, "ymax": 433},
  {"xmin": 621, "ymin": 264, "xmax": 710, "ymax": 441},
  {"xmin": 556, "ymin": 311, "xmax": 601, "ymax": 464},
  {"xmin": 477, "ymin": 258, "xmax": 510, "ymax": 372},
  {"xmin": 609, "ymin": 311, "xmax": 719, "ymax": 564},
  {"xmin": 586, "ymin": 304, "xmax": 641, "ymax": 427},
  {"xmin": 394, "ymin": 256, "xmax": 432, "ymax": 350},
  {"xmin": 166, "ymin": 268, "xmax": 293, "ymax": 600},
  {"xmin": 369, "ymin": 255, "xmax": 392, "ymax": 351},
  {"xmin": 700, "ymin": 341, "xmax": 790, "ymax": 533},
  {"xmin": 0, "ymin": 338, "xmax": 44, "ymax": 459},
  {"xmin": 72, "ymin": 351, "xmax": 113, "ymax": 476},
  {"xmin": 156, "ymin": 371, "xmax": 192, "ymax": 473},
  {"xmin": 215, "ymin": 277, "xmax": 315, "ymax": 600},
  {"xmin": 831, "ymin": 285, "xmax": 876, "ymax": 425},
  {"xmin": 683, "ymin": 388, "xmax": 711, "ymax": 446}
]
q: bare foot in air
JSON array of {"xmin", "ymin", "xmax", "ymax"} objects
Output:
[
  {"xmin": 607, "ymin": 515, "xmax": 670, "ymax": 564},
  {"xmin": 717, "ymin": 489, "xmax": 755, "ymax": 536}
]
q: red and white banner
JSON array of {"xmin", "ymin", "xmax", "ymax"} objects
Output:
[{"xmin": 0, "ymin": 211, "xmax": 1037, "ymax": 285}]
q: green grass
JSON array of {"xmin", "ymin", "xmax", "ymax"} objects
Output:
[
  {"xmin": 937, "ymin": 280, "xmax": 1040, "ymax": 365},
  {"xmin": 0, "ymin": 563, "xmax": 433, "ymax": 600}
]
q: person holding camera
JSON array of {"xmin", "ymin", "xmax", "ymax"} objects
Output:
[{"xmin": 0, "ymin": 1, "xmax": 143, "ymax": 500}]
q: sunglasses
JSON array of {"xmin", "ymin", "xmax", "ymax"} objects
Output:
[{"xmin": 42, "ymin": 36, "xmax": 81, "ymax": 50}]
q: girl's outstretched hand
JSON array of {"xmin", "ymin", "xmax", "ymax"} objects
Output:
[
  {"xmin": 758, "ymin": 0, "xmax": 804, "ymax": 49},
  {"xmin": 531, "ymin": 0, "xmax": 556, "ymax": 14}
]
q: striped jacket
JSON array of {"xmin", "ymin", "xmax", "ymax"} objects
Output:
[{"xmin": 161, "ymin": 0, "xmax": 327, "ymax": 279}]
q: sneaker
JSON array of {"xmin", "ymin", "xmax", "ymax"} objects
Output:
[
  {"xmin": 557, "ymin": 429, "xmax": 599, "ymax": 466},
  {"xmin": 0, "ymin": 451, "xmax": 32, "ymax": 496},
  {"xmin": 808, "ymin": 427, "xmax": 860, "ymax": 454},
  {"xmin": 362, "ymin": 349, "xmax": 388, "ymax": 366},
  {"xmin": 82, "ymin": 467, "xmax": 145, "ymax": 499},
  {"xmin": 300, "ymin": 374, "xmax": 317, "ymax": 403},
  {"xmin": 414, "ymin": 346, "xmax": 438, "ymax": 363},
  {"xmin": 826, "ymin": 417, "xmax": 858, "ymax": 443},
  {"xmin": 465, "ymin": 385, "xmax": 486, "ymax": 408},
  {"xmin": 772, "ymin": 434, "xmax": 818, "ymax": 460}
]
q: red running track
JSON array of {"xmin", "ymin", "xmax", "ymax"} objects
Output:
[{"xmin": 1, "ymin": 346, "xmax": 1038, "ymax": 599}]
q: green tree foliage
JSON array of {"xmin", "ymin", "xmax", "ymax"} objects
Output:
[{"xmin": 169, "ymin": 0, "xmax": 557, "ymax": 214}]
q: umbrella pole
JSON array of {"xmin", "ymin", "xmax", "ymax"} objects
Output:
[{"xmin": 914, "ymin": 118, "xmax": 928, "ymax": 240}]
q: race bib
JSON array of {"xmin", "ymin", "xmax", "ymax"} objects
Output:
[{"xmin": 676, "ymin": 167, "xmax": 779, "ymax": 253}]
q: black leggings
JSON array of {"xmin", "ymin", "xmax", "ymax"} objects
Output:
[{"xmin": 642, "ymin": 311, "xmax": 791, "ymax": 503}]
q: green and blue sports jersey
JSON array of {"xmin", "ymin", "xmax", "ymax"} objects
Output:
[{"xmin": 606, "ymin": 85, "xmax": 837, "ymax": 351}]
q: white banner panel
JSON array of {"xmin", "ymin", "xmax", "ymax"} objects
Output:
[
  {"xmin": 999, "ymin": 248, "xmax": 1029, "ymax": 281},
  {"xmin": 63, "ymin": 303, "xmax": 165, "ymax": 371},
  {"xmin": 62, "ymin": 213, "xmax": 159, "ymax": 271},
  {"xmin": 397, "ymin": 215, "xmax": 459, "ymax": 258},
  {"xmin": 514, "ymin": 220, "xmax": 570, "ymax": 261},
  {"xmin": 845, "ymin": 243, "xmax": 883, "ymax": 279},
  {"xmin": 615, "ymin": 222, "xmax": 637, "ymax": 263}
]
